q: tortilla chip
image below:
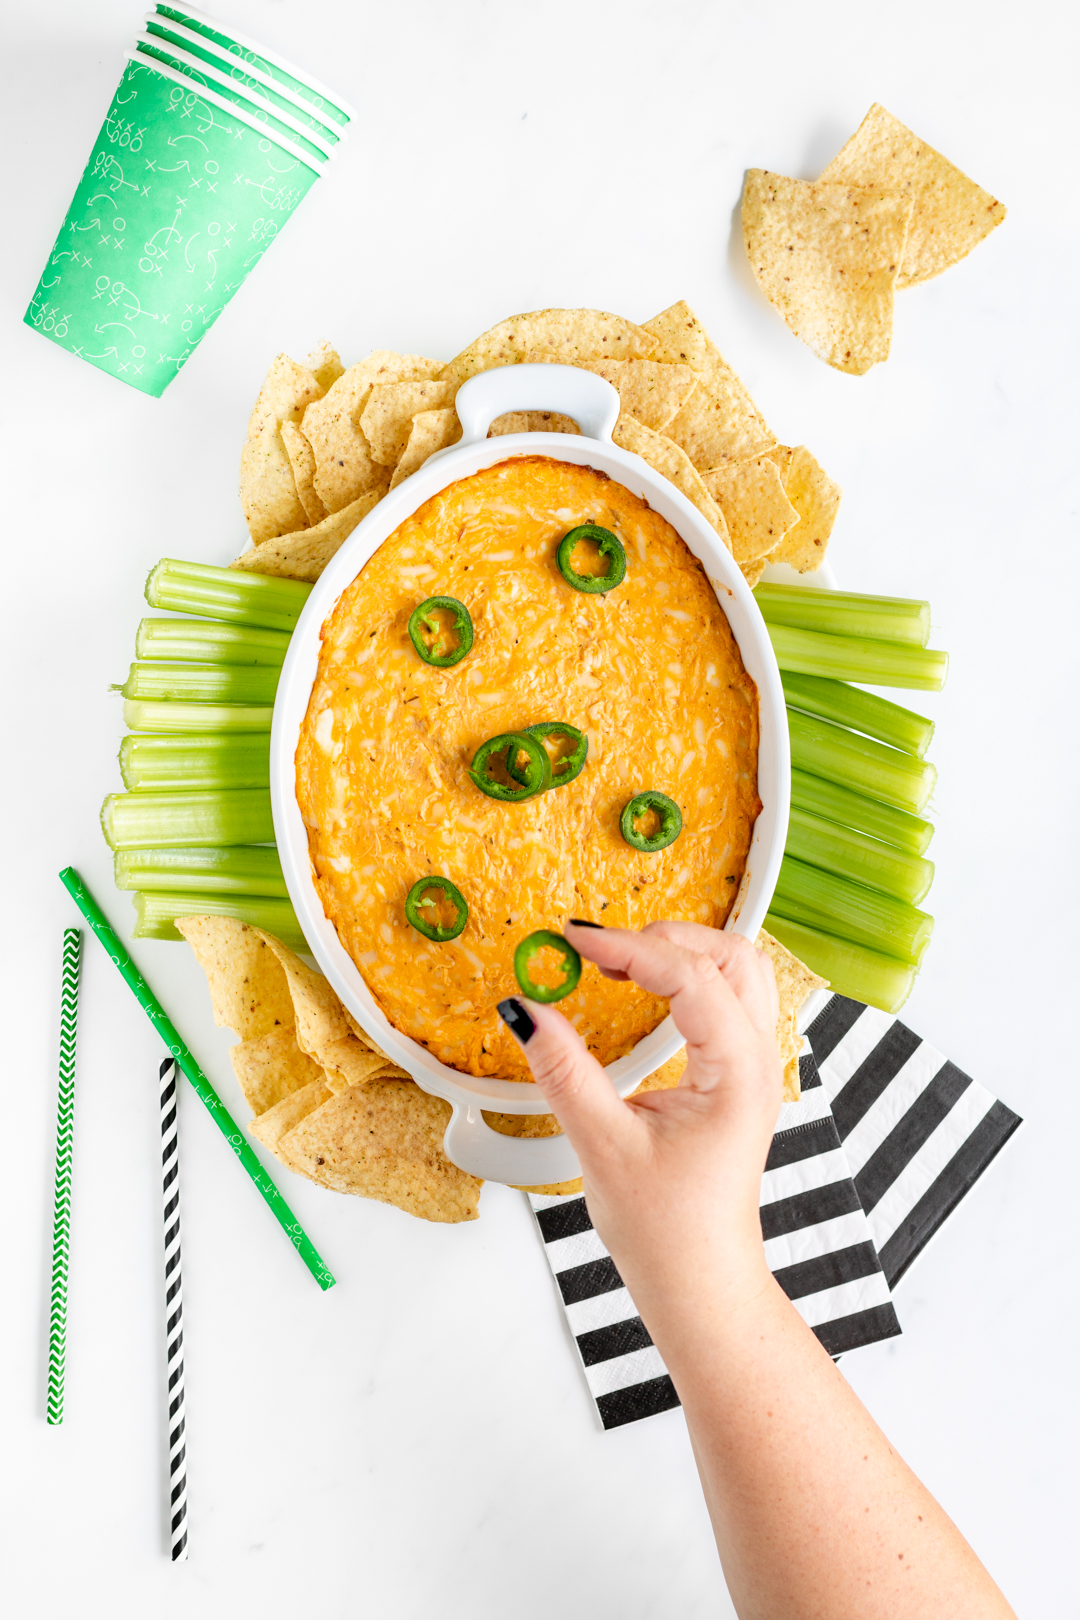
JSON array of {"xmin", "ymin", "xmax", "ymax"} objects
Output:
[
  {"xmin": 342, "ymin": 1007, "xmax": 394, "ymax": 1064},
  {"xmin": 239, "ymin": 354, "xmax": 323, "ymax": 543},
  {"xmin": 249, "ymin": 1077, "xmax": 335, "ymax": 1153},
  {"xmin": 441, "ymin": 308, "xmax": 656, "ymax": 385},
  {"xmin": 389, "ymin": 408, "xmax": 462, "ymax": 490},
  {"xmin": 230, "ymin": 1023, "xmax": 325, "ymax": 1116},
  {"xmin": 643, "ymin": 301, "xmax": 775, "ymax": 466},
  {"xmin": 758, "ymin": 928, "xmax": 828, "ymax": 1103},
  {"xmin": 740, "ymin": 559, "xmax": 767, "ymax": 588},
  {"xmin": 230, "ymin": 488, "xmax": 384, "ymax": 583},
  {"xmin": 175, "ymin": 916, "xmax": 293, "ymax": 1039},
  {"xmin": 317, "ymin": 1036, "xmax": 394, "ymax": 1095},
  {"xmin": 361, "ymin": 381, "xmax": 458, "ymax": 467},
  {"xmin": 582, "ymin": 358, "xmax": 698, "ymax": 432},
  {"xmin": 819, "ymin": 103, "xmax": 1006, "ymax": 288},
  {"xmin": 488, "ymin": 411, "xmax": 581, "ymax": 437},
  {"xmin": 742, "ymin": 170, "xmax": 913, "ymax": 375},
  {"xmin": 305, "ymin": 341, "xmax": 344, "ymax": 392},
  {"xmin": 251, "ymin": 931, "xmax": 351, "ymax": 1049},
  {"xmin": 302, "ymin": 352, "xmax": 441, "ymax": 512},
  {"xmin": 613, "ymin": 414, "xmax": 730, "ymax": 546},
  {"xmin": 772, "ymin": 445, "xmax": 842, "ymax": 572},
  {"xmin": 280, "ymin": 420, "xmax": 327, "ymax": 526},
  {"xmin": 703, "ymin": 455, "xmax": 801, "ymax": 565},
  {"xmin": 277, "ymin": 1080, "xmax": 482, "ymax": 1222}
]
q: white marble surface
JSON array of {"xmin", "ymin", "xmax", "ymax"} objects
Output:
[{"xmin": 3, "ymin": 2, "xmax": 1077, "ymax": 1614}]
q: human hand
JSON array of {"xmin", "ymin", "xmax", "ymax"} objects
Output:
[{"xmin": 497, "ymin": 920, "xmax": 784, "ymax": 1327}]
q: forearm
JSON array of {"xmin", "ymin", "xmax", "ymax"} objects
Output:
[{"xmin": 636, "ymin": 1259, "xmax": 1015, "ymax": 1620}]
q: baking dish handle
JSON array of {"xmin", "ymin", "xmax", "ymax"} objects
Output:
[
  {"xmin": 454, "ymin": 363, "xmax": 621, "ymax": 446},
  {"xmin": 442, "ymin": 1103, "xmax": 582, "ymax": 1186}
]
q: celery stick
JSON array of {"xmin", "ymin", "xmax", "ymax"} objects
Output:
[
  {"xmin": 754, "ymin": 583, "xmax": 930, "ymax": 646},
  {"xmin": 115, "ymin": 846, "xmax": 287, "ymax": 896},
  {"xmin": 782, "ymin": 672, "xmax": 934, "ymax": 757},
  {"xmin": 135, "ymin": 618, "xmax": 291, "ymax": 666},
  {"xmin": 123, "ymin": 700, "xmax": 273, "ymax": 733},
  {"xmin": 786, "ymin": 807, "xmax": 934, "ymax": 905},
  {"xmin": 101, "ymin": 789, "xmax": 274, "ymax": 850},
  {"xmin": 788, "ymin": 710, "xmax": 936, "ymax": 814},
  {"xmin": 791, "ymin": 769, "xmax": 934, "ymax": 855},
  {"xmin": 145, "ymin": 558, "xmax": 311, "ymax": 631},
  {"xmin": 132, "ymin": 891, "xmax": 306, "ymax": 950},
  {"xmin": 772, "ymin": 855, "xmax": 933, "ymax": 967},
  {"xmin": 120, "ymin": 661, "xmax": 280, "ymax": 705},
  {"xmin": 763, "ymin": 912, "xmax": 915, "ymax": 1015},
  {"xmin": 120, "ymin": 733, "xmax": 271, "ymax": 792},
  {"xmin": 768, "ymin": 623, "xmax": 948, "ymax": 691}
]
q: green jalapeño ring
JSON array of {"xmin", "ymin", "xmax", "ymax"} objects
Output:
[
  {"xmin": 556, "ymin": 524, "xmax": 627, "ymax": 594},
  {"xmin": 408, "ymin": 597, "xmax": 474, "ymax": 667},
  {"xmin": 405, "ymin": 876, "xmax": 469, "ymax": 941},
  {"xmin": 513, "ymin": 931, "xmax": 582, "ymax": 1003},
  {"xmin": 620, "ymin": 791, "xmax": 683, "ymax": 852},
  {"xmin": 508, "ymin": 722, "xmax": 589, "ymax": 790},
  {"xmin": 469, "ymin": 732, "xmax": 551, "ymax": 801}
]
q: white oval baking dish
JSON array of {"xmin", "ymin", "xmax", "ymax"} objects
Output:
[{"xmin": 270, "ymin": 364, "xmax": 789, "ymax": 1186}]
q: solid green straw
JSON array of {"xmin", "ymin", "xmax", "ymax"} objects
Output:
[
  {"xmin": 48, "ymin": 927, "xmax": 82, "ymax": 1425},
  {"xmin": 58, "ymin": 868, "xmax": 335, "ymax": 1291}
]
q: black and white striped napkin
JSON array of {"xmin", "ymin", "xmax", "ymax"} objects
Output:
[{"xmin": 527, "ymin": 993, "xmax": 1022, "ymax": 1430}]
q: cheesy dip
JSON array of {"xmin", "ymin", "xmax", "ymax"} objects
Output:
[{"xmin": 296, "ymin": 456, "xmax": 760, "ymax": 1081}]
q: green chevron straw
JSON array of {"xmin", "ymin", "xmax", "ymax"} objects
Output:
[
  {"xmin": 47, "ymin": 928, "xmax": 83, "ymax": 1425},
  {"xmin": 59, "ymin": 868, "xmax": 335, "ymax": 1291}
]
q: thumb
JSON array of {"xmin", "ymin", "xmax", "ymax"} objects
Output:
[{"xmin": 497, "ymin": 997, "xmax": 636, "ymax": 1159}]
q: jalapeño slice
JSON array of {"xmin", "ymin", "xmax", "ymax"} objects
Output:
[
  {"xmin": 620, "ymin": 791, "xmax": 683, "ymax": 852},
  {"xmin": 405, "ymin": 875, "xmax": 468, "ymax": 941},
  {"xmin": 514, "ymin": 930, "xmax": 582, "ymax": 1003},
  {"xmin": 556, "ymin": 524, "xmax": 627, "ymax": 594},
  {"xmin": 407, "ymin": 596, "xmax": 474, "ymax": 667},
  {"xmin": 469, "ymin": 731, "xmax": 552, "ymax": 801},
  {"xmin": 508, "ymin": 721, "xmax": 589, "ymax": 790}
]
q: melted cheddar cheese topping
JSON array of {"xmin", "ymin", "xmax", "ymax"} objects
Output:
[{"xmin": 296, "ymin": 457, "xmax": 760, "ymax": 1080}]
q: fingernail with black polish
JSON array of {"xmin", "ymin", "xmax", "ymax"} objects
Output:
[
  {"xmin": 567, "ymin": 917, "xmax": 604, "ymax": 929},
  {"xmin": 497, "ymin": 997, "xmax": 536, "ymax": 1043}
]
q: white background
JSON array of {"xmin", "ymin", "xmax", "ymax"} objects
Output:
[{"xmin": 3, "ymin": 1, "xmax": 1077, "ymax": 1615}]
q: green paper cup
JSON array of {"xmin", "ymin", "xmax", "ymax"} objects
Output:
[
  {"xmin": 141, "ymin": 16, "xmax": 343, "ymax": 147},
  {"xmin": 153, "ymin": 4, "xmax": 354, "ymax": 128},
  {"xmin": 25, "ymin": 16, "xmax": 349, "ymax": 397}
]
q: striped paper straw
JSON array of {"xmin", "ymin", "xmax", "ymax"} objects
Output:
[
  {"xmin": 159, "ymin": 1057, "xmax": 188, "ymax": 1561},
  {"xmin": 48, "ymin": 928, "xmax": 82, "ymax": 1425},
  {"xmin": 58, "ymin": 868, "xmax": 335, "ymax": 1291}
]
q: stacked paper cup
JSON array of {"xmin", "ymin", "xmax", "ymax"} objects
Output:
[{"xmin": 24, "ymin": 5, "xmax": 354, "ymax": 397}]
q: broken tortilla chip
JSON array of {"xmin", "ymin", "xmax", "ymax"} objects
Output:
[
  {"xmin": 488, "ymin": 410, "xmax": 580, "ymax": 436},
  {"xmin": 704, "ymin": 455, "xmax": 801, "ymax": 565},
  {"xmin": 305, "ymin": 341, "xmax": 345, "ymax": 393},
  {"xmin": 231, "ymin": 1023, "xmax": 325, "ymax": 1117},
  {"xmin": 302, "ymin": 352, "xmax": 441, "ymax": 512},
  {"xmin": 772, "ymin": 446, "xmax": 842, "ymax": 572},
  {"xmin": 239, "ymin": 354, "xmax": 323, "ymax": 543},
  {"xmin": 758, "ymin": 928, "xmax": 828, "ymax": 1102},
  {"xmin": 613, "ymin": 413, "xmax": 731, "ymax": 547},
  {"xmin": 742, "ymin": 170, "xmax": 913, "ymax": 375},
  {"xmin": 361, "ymin": 380, "xmax": 458, "ymax": 467},
  {"xmin": 250, "ymin": 1077, "xmax": 335, "ymax": 1154},
  {"xmin": 175, "ymin": 916, "xmax": 293, "ymax": 1039},
  {"xmin": 280, "ymin": 420, "xmax": 327, "ymax": 526},
  {"xmin": 230, "ymin": 488, "xmax": 384, "ymax": 583},
  {"xmin": 581, "ymin": 358, "xmax": 698, "ymax": 432},
  {"xmin": 644, "ymin": 301, "xmax": 775, "ymax": 466},
  {"xmin": 440, "ymin": 308, "xmax": 656, "ymax": 385},
  {"xmin": 277, "ymin": 1080, "xmax": 482, "ymax": 1222},
  {"xmin": 820, "ymin": 103, "xmax": 1006, "ymax": 289},
  {"xmin": 389, "ymin": 408, "xmax": 462, "ymax": 489}
]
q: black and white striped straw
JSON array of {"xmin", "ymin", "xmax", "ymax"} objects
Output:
[{"xmin": 159, "ymin": 1056, "xmax": 188, "ymax": 1562}]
